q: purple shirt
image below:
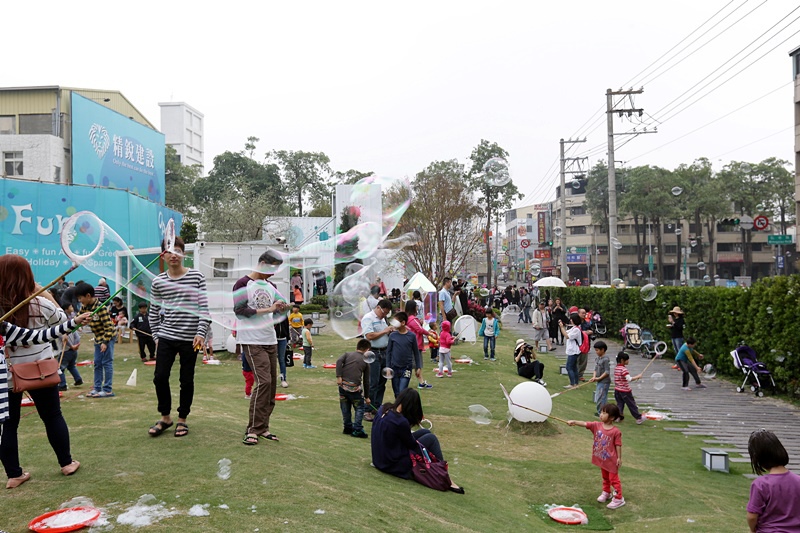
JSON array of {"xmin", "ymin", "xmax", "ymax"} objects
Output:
[{"xmin": 746, "ymin": 471, "xmax": 800, "ymax": 532}]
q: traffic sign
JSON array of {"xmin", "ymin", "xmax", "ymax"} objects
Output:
[
  {"xmin": 739, "ymin": 215, "xmax": 754, "ymax": 231},
  {"xmin": 520, "ymin": 239, "xmax": 531, "ymax": 248},
  {"xmin": 768, "ymin": 234, "xmax": 793, "ymax": 245},
  {"xmin": 753, "ymin": 215, "xmax": 769, "ymax": 231}
]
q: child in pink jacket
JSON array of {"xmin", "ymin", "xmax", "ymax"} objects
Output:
[{"xmin": 437, "ymin": 321, "xmax": 455, "ymax": 377}]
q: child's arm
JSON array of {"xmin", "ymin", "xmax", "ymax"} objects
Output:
[
  {"xmin": 746, "ymin": 512, "xmax": 759, "ymax": 532},
  {"xmin": 567, "ymin": 420, "xmax": 588, "ymax": 427},
  {"xmin": 304, "ymin": 328, "xmax": 313, "ymax": 347},
  {"xmin": 616, "ymin": 444, "xmax": 622, "ymax": 467}
]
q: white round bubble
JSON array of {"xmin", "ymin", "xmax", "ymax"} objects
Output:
[
  {"xmin": 697, "ymin": 262, "xmax": 706, "ymax": 271},
  {"xmin": 611, "ymin": 278, "xmax": 624, "ymax": 289},
  {"xmin": 640, "ymin": 283, "xmax": 657, "ymax": 302},
  {"xmin": 671, "ymin": 186, "xmax": 683, "ymax": 196},
  {"xmin": 703, "ymin": 275, "xmax": 711, "ymax": 283},
  {"xmin": 635, "ymin": 269, "xmax": 643, "ymax": 277},
  {"xmin": 741, "ymin": 163, "xmax": 752, "ymax": 173},
  {"xmin": 483, "ymin": 157, "xmax": 511, "ymax": 187},
  {"xmin": 713, "ymin": 274, "xmax": 720, "ymax": 280},
  {"xmin": 364, "ymin": 351, "xmax": 376, "ymax": 364},
  {"xmin": 690, "ymin": 239, "xmax": 697, "ymax": 247},
  {"xmin": 507, "ymin": 381, "xmax": 552, "ymax": 423},
  {"xmin": 382, "ymin": 367, "xmax": 394, "ymax": 379},
  {"xmin": 502, "ymin": 304, "xmax": 520, "ymax": 317},
  {"xmin": 766, "ymin": 306, "xmax": 773, "ymax": 314},
  {"xmin": 703, "ymin": 364, "xmax": 717, "ymax": 379},
  {"xmin": 571, "ymin": 179, "xmax": 581, "ymax": 190},
  {"xmin": 553, "ymin": 226, "xmax": 563, "ymax": 238},
  {"xmin": 570, "ymin": 246, "xmax": 577, "ymax": 254},
  {"xmin": 675, "ymin": 228, "xmax": 682, "ymax": 236},
  {"xmin": 651, "ymin": 372, "xmax": 666, "ymax": 391},
  {"xmin": 468, "ymin": 404, "xmax": 493, "ymax": 425},
  {"xmin": 610, "ymin": 237, "xmax": 623, "ymax": 250},
  {"xmin": 530, "ymin": 263, "xmax": 541, "ymax": 276}
]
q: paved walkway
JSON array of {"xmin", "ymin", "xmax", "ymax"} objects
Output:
[{"xmin": 503, "ymin": 315, "xmax": 800, "ymax": 474}]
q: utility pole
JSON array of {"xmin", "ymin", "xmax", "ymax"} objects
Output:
[
  {"xmin": 559, "ymin": 138, "xmax": 587, "ymax": 283},
  {"xmin": 606, "ymin": 87, "xmax": 654, "ymax": 282}
]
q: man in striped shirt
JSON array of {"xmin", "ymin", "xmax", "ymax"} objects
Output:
[{"xmin": 148, "ymin": 236, "xmax": 210, "ymax": 438}]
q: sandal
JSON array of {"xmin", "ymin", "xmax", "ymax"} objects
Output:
[
  {"xmin": 259, "ymin": 433, "xmax": 279, "ymax": 442},
  {"xmin": 148, "ymin": 420, "xmax": 173, "ymax": 437},
  {"xmin": 448, "ymin": 485, "xmax": 465, "ymax": 494},
  {"xmin": 242, "ymin": 433, "xmax": 258, "ymax": 446},
  {"xmin": 174, "ymin": 422, "xmax": 189, "ymax": 437}
]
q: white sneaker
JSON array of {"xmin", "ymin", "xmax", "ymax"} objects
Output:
[
  {"xmin": 597, "ymin": 491, "xmax": 611, "ymax": 503},
  {"xmin": 280, "ymin": 380, "xmax": 289, "ymax": 388},
  {"xmin": 681, "ymin": 387, "xmax": 692, "ymax": 391},
  {"xmin": 607, "ymin": 497, "xmax": 625, "ymax": 509}
]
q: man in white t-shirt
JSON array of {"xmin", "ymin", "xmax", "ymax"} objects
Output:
[{"xmin": 233, "ymin": 251, "xmax": 287, "ymax": 445}]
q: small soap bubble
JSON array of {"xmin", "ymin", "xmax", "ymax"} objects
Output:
[
  {"xmin": 611, "ymin": 278, "xmax": 624, "ymax": 289},
  {"xmin": 364, "ymin": 351, "xmax": 376, "ymax": 364},
  {"xmin": 740, "ymin": 163, "xmax": 752, "ymax": 173},
  {"xmin": 696, "ymin": 262, "xmax": 706, "ymax": 271},
  {"xmin": 382, "ymin": 367, "xmax": 394, "ymax": 379},
  {"xmin": 640, "ymin": 284, "xmax": 657, "ymax": 302},
  {"xmin": 530, "ymin": 263, "xmax": 542, "ymax": 276},
  {"xmin": 610, "ymin": 237, "xmax": 623, "ymax": 250},
  {"xmin": 675, "ymin": 228, "xmax": 682, "ymax": 236},
  {"xmin": 635, "ymin": 269, "xmax": 643, "ymax": 277},
  {"xmin": 553, "ymin": 226, "xmax": 563, "ymax": 238},
  {"xmin": 571, "ymin": 179, "xmax": 582, "ymax": 190},
  {"xmin": 703, "ymin": 275, "xmax": 711, "ymax": 283},
  {"xmin": 671, "ymin": 186, "xmax": 683, "ymax": 196},
  {"xmin": 468, "ymin": 404, "xmax": 492, "ymax": 425},
  {"xmin": 766, "ymin": 306, "xmax": 773, "ymax": 314},
  {"xmin": 651, "ymin": 373, "xmax": 666, "ymax": 391},
  {"xmin": 690, "ymin": 239, "xmax": 697, "ymax": 247}
]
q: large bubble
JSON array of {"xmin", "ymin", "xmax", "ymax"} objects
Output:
[
  {"xmin": 651, "ymin": 372, "xmax": 666, "ymax": 391},
  {"xmin": 468, "ymin": 404, "xmax": 493, "ymax": 425},
  {"xmin": 610, "ymin": 237, "xmax": 623, "ymax": 250},
  {"xmin": 530, "ymin": 263, "xmax": 542, "ymax": 276},
  {"xmin": 483, "ymin": 157, "xmax": 511, "ymax": 187},
  {"xmin": 640, "ymin": 283, "xmax": 657, "ymax": 302},
  {"xmin": 697, "ymin": 262, "xmax": 706, "ymax": 271},
  {"xmin": 740, "ymin": 163, "xmax": 752, "ymax": 173},
  {"xmin": 329, "ymin": 261, "xmax": 375, "ymax": 339},
  {"xmin": 611, "ymin": 278, "xmax": 624, "ymax": 289}
]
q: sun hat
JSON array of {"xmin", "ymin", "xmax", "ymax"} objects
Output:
[
  {"xmin": 670, "ymin": 306, "xmax": 684, "ymax": 315},
  {"xmin": 515, "ymin": 338, "xmax": 526, "ymax": 351}
]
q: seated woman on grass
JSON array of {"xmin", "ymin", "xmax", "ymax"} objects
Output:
[{"xmin": 371, "ymin": 388, "xmax": 464, "ymax": 493}]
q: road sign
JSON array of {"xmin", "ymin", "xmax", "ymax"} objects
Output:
[
  {"xmin": 768, "ymin": 234, "xmax": 793, "ymax": 245},
  {"xmin": 520, "ymin": 239, "xmax": 531, "ymax": 248},
  {"xmin": 739, "ymin": 214, "xmax": 754, "ymax": 231},
  {"xmin": 777, "ymin": 256, "xmax": 785, "ymax": 270},
  {"xmin": 753, "ymin": 215, "xmax": 768, "ymax": 231}
]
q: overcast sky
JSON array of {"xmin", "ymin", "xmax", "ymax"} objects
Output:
[{"xmin": 7, "ymin": 1, "xmax": 798, "ymax": 206}]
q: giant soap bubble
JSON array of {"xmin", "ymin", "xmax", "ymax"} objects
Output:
[
  {"xmin": 507, "ymin": 381, "xmax": 552, "ymax": 423},
  {"xmin": 483, "ymin": 157, "xmax": 511, "ymax": 187}
]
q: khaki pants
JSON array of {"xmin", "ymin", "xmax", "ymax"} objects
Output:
[{"xmin": 242, "ymin": 344, "xmax": 278, "ymax": 435}]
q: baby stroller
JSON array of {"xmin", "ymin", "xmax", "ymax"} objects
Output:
[
  {"xmin": 622, "ymin": 322, "xmax": 643, "ymax": 353},
  {"xmin": 730, "ymin": 345, "xmax": 776, "ymax": 397},
  {"xmin": 591, "ymin": 312, "xmax": 607, "ymax": 336},
  {"xmin": 639, "ymin": 329, "xmax": 667, "ymax": 359}
]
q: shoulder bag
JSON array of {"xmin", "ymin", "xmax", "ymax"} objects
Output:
[{"xmin": 410, "ymin": 441, "xmax": 452, "ymax": 491}]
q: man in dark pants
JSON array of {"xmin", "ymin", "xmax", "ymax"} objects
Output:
[
  {"xmin": 360, "ymin": 299, "xmax": 394, "ymax": 422},
  {"xmin": 133, "ymin": 301, "xmax": 156, "ymax": 362}
]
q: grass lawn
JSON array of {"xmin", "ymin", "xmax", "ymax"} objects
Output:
[{"xmin": 2, "ymin": 330, "xmax": 753, "ymax": 532}]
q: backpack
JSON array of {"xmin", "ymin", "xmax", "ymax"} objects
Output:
[{"xmin": 578, "ymin": 330, "xmax": 591, "ymax": 354}]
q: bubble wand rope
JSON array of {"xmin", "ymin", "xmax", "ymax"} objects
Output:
[
  {"xmin": 549, "ymin": 379, "xmax": 594, "ymax": 398},
  {"xmin": 640, "ymin": 347, "xmax": 668, "ymax": 375},
  {"xmin": 500, "ymin": 383, "xmax": 570, "ymax": 425}
]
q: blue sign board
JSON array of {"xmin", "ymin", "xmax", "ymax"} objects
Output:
[
  {"xmin": 0, "ymin": 178, "xmax": 181, "ymax": 286},
  {"xmin": 71, "ymin": 93, "xmax": 166, "ymax": 204},
  {"xmin": 566, "ymin": 253, "xmax": 587, "ymax": 263},
  {"xmin": 777, "ymin": 256, "xmax": 785, "ymax": 270}
]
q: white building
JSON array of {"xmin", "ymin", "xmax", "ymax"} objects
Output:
[{"xmin": 159, "ymin": 101, "xmax": 204, "ymax": 173}]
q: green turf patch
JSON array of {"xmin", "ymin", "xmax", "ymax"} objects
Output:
[{"xmin": 532, "ymin": 504, "xmax": 614, "ymax": 531}]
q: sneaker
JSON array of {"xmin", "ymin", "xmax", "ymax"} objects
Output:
[
  {"xmin": 245, "ymin": 394, "xmax": 251, "ymax": 399},
  {"xmin": 636, "ymin": 417, "xmax": 644, "ymax": 425},
  {"xmin": 95, "ymin": 391, "xmax": 115, "ymax": 398},
  {"xmin": 549, "ymin": 347, "xmax": 556, "ymax": 351},
  {"xmin": 597, "ymin": 491, "xmax": 611, "ymax": 503},
  {"xmin": 74, "ymin": 380, "xmax": 83, "ymax": 386},
  {"xmin": 607, "ymin": 497, "xmax": 626, "ymax": 509},
  {"xmin": 351, "ymin": 430, "xmax": 368, "ymax": 438},
  {"xmin": 681, "ymin": 387, "xmax": 692, "ymax": 391},
  {"xmin": 490, "ymin": 358, "xmax": 496, "ymax": 361},
  {"xmin": 563, "ymin": 385, "xmax": 573, "ymax": 389},
  {"xmin": 484, "ymin": 356, "xmax": 489, "ymax": 360},
  {"xmin": 281, "ymin": 380, "xmax": 289, "ymax": 388},
  {"xmin": 435, "ymin": 372, "xmax": 444, "ymax": 378},
  {"xmin": 307, "ymin": 365, "xmax": 317, "ymax": 369},
  {"xmin": 343, "ymin": 427, "xmax": 353, "ymax": 435},
  {"xmin": 446, "ymin": 372, "xmax": 452, "ymax": 378},
  {"xmin": 618, "ymin": 415, "xmax": 625, "ymax": 422},
  {"xmin": 696, "ymin": 383, "xmax": 707, "ymax": 388},
  {"xmin": 418, "ymin": 382, "xmax": 433, "ymax": 389},
  {"xmin": 58, "ymin": 385, "xmax": 68, "ymax": 392}
]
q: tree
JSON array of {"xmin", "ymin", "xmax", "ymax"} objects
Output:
[
  {"xmin": 758, "ymin": 157, "xmax": 795, "ymax": 234},
  {"xmin": 164, "ymin": 144, "xmax": 201, "ymax": 214},
  {"xmin": 333, "ymin": 169, "xmax": 373, "ymax": 185},
  {"xmin": 194, "ymin": 138, "xmax": 287, "ymax": 241},
  {"xmin": 335, "ymin": 205, "xmax": 362, "ymax": 283},
  {"xmin": 465, "ymin": 140, "xmax": 523, "ymax": 285},
  {"xmin": 266, "ymin": 150, "xmax": 332, "ymax": 216},
  {"xmin": 391, "ymin": 160, "xmax": 483, "ymax": 285}
]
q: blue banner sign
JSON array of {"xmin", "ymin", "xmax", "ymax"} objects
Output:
[
  {"xmin": 0, "ymin": 178, "xmax": 181, "ymax": 285},
  {"xmin": 566, "ymin": 253, "xmax": 587, "ymax": 264},
  {"xmin": 71, "ymin": 93, "xmax": 166, "ymax": 204}
]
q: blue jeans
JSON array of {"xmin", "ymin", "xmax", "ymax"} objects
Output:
[
  {"xmin": 277, "ymin": 338, "xmax": 287, "ymax": 381},
  {"xmin": 594, "ymin": 381, "xmax": 610, "ymax": 414},
  {"xmin": 523, "ymin": 307, "xmax": 532, "ymax": 323},
  {"xmin": 59, "ymin": 349, "xmax": 82, "ymax": 387},
  {"xmin": 671, "ymin": 337, "xmax": 684, "ymax": 355},
  {"xmin": 368, "ymin": 348, "xmax": 387, "ymax": 406},
  {"xmin": 391, "ymin": 368, "xmax": 412, "ymax": 397},
  {"xmin": 483, "ymin": 336, "xmax": 496, "ymax": 359},
  {"xmin": 339, "ymin": 387, "xmax": 366, "ymax": 432},
  {"xmin": 413, "ymin": 429, "xmax": 443, "ymax": 461},
  {"xmin": 93, "ymin": 338, "xmax": 115, "ymax": 393},
  {"xmin": 566, "ymin": 354, "xmax": 579, "ymax": 386}
]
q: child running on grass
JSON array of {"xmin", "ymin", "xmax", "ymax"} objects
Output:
[
  {"xmin": 614, "ymin": 352, "xmax": 644, "ymax": 424},
  {"xmin": 436, "ymin": 320, "xmax": 454, "ymax": 377},
  {"xmin": 746, "ymin": 429, "xmax": 800, "ymax": 532},
  {"xmin": 302, "ymin": 318, "xmax": 315, "ymax": 368},
  {"xmin": 568, "ymin": 403, "xmax": 626, "ymax": 509}
]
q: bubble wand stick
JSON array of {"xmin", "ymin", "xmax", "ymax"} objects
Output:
[
  {"xmin": 0, "ymin": 263, "xmax": 81, "ymax": 323},
  {"xmin": 549, "ymin": 379, "xmax": 594, "ymax": 398}
]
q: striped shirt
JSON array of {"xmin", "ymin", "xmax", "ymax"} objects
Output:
[
  {"xmin": 6, "ymin": 297, "xmax": 66, "ymax": 365},
  {"xmin": 149, "ymin": 268, "xmax": 210, "ymax": 342},
  {"xmin": 614, "ymin": 364, "xmax": 632, "ymax": 393},
  {"xmin": 82, "ymin": 297, "xmax": 116, "ymax": 345},
  {"xmin": 0, "ymin": 317, "xmax": 81, "ymax": 423}
]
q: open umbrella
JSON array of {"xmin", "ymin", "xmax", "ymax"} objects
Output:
[{"xmin": 533, "ymin": 277, "xmax": 567, "ymax": 288}]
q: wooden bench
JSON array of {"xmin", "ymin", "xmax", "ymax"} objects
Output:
[{"xmin": 310, "ymin": 323, "xmax": 326, "ymax": 335}]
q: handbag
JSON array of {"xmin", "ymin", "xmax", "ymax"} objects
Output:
[
  {"xmin": 285, "ymin": 347, "xmax": 295, "ymax": 368},
  {"xmin": 8, "ymin": 357, "xmax": 61, "ymax": 393},
  {"xmin": 445, "ymin": 308, "xmax": 458, "ymax": 322},
  {"xmin": 409, "ymin": 442, "xmax": 452, "ymax": 491}
]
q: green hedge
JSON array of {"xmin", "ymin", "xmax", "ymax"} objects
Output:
[
  {"xmin": 299, "ymin": 304, "xmax": 323, "ymax": 314},
  {"xmin": 551, "ymin": 276, "xmax": 800, "ymax": 397},
  {"xmin": 311, "ymin": 295, "xmax": 328, "ymax": 308}
]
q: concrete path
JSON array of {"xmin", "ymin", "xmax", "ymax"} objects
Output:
[{"xmin": 503, "ymin": 314, "xmax": 800, "ymax": 474}]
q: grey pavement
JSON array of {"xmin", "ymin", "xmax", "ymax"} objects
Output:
[{"xmin": 502, "ymin": 313, "xmax": 800, "ymax": 475}]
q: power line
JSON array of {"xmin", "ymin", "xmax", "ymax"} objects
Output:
[{"xmin": 710, "ymin": 125, "xmax": 794, "ymax": 159}]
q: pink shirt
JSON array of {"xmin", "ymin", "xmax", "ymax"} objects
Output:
[
  {"xmin": 586, "ymin": 422, "xmax": 622, "ymax": 473},
  {"xmin": 747, "ymin": 471, "xmax": 800, "ymax": 532},
  {"xmin": 406, "ymin": 316, "xmax": 428, "ymax": 351},
  {"xmin": 614, "ymin": 365, "xmax": 632, "ymax": 393}
]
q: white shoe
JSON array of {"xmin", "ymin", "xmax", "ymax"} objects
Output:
[
  {"xmin": 280, "ymin": 380, "xmax": 289, "ymax": 388},
  {"xmin": 607, "ymin": 497, "xmax": 625, "ymax": 509},
  {"xmin": 597, "ymin": 491, "xmax": 611, "ymax": 503}
]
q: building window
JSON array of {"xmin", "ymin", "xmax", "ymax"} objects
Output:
[
  {"xmin": 0, "ymin": 116, "xmax": 15, "ymax": 134},
  {"xmin": 665, "ymin": 245, "xmax": 677, "ymax": 254},
  {"xmin": 526, "ymin": 213, "xmax": 533, "ymax": 218},
  {"xmin": 54, "ymin": 166, "xmax": 61, "ymax": 183},
  {"xmin": 570, "ymin": 226, "xmax": 587, "ymax": 235},
  {"xmin": 571, "ymin": 206, "xmax": 586, "ymax": 216},
  {"xmin": 717, "ymin": 243, "xmax": 743, "ymax": 252},
  {"xmin": 3, "ymin": 152, "xmax": 23, "ymax": 176},
  {"xmin": 19, "ymin": 113, "xmax": 52, "ymax": 134},
  {"xmin": 213, "ymin": 259, "xmax": 232, "ymax": 278}
]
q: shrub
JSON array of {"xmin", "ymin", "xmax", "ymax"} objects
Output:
[
  {"xmin": 311, "ymin": 295, "xmax": 328, "ymax": 308},
  {"xmin": 299, "ymin": 304, "xmax": 323, "ymax": 314}
]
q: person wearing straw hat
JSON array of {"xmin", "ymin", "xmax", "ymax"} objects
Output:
[{"xmin": 667, "ymin": 306, "xmax": 686, "ymax": 356}]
